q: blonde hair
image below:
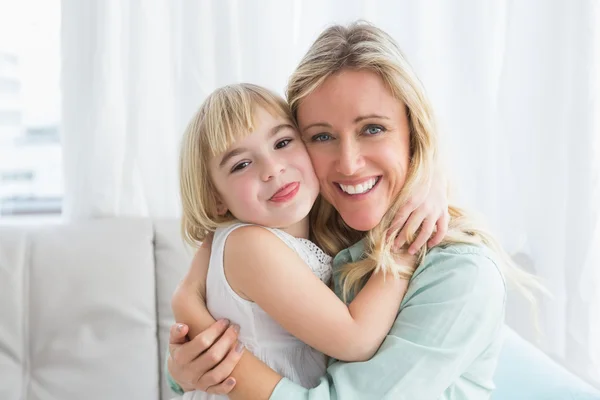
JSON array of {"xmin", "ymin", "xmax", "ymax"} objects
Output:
[
  {"xmin": 179, "ymin": 83, "xmax": 294, "ymax": 246},
  {"xmin": 288, "ymin": 21, "xmax": 545, "ymax": 302}
]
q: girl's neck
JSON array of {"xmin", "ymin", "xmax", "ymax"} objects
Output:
[{"xmin": 278, "ymin": 216, "xmax": 310, "ymax": 239}]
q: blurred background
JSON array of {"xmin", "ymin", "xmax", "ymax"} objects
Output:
[{"xmin": 0, "ymin": 0, "xmax": 599, "ymax": 388}]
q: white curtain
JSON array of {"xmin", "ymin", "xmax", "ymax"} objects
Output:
[{"xmin": 61, "ymin": 0, "xmax": 600, "ymax": 384}]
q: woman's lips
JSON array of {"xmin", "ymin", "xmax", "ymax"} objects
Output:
[
  {"xmin": 335, "ymin": 176, "xmax": 381, "ymax": 198},
  {"xmin": 270, "ymin": 182, "xmax": 300, "ymax": 202}
]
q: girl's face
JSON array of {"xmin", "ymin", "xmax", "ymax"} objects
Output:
[
  {"xmin": 297, "ymin": 69, "xmax": 411, "ymax": 232},
  {"xmin": 209, "ymin": 107, "xmax": 320, "ymax": 236}
]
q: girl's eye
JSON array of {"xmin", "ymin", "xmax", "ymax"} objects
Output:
[
  {"xmin": 364, "ymin": 125, "xmax": 384, "ymax": 135},
  {"xmin": 231, "ymin": 161, "xmax": 250, "ymax": 172},
  {"xmin": 275, "ymin": 139, "xmax": 292, "ymax": 149},
  {"xmin": 311, "ymin": 133, "xmax": 332, "ymax": 142}
]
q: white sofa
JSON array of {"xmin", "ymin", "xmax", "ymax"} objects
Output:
[
  {"xmin": 1, "ymin": 218, "xmax": 599, "ymax": 400},
  {"xmin": 0, "ymin": 218, "xmax": 192, "ymax": 400}
]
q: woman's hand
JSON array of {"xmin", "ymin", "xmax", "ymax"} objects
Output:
[
  {"xmin": 391, "ymin": 168, "xmax": 450, "ymax": 254},
  {"xmin": 168, "ymin": 241, "xmax": 244, "ymax": 395},
  {"xmin": 167, "ymin": 320, "xmax": 244, "ymax": 394}
]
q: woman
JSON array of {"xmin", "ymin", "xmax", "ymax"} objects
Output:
[{"xmin": 168, "ymin": 22, "xmax": 539, "ymax": 399}]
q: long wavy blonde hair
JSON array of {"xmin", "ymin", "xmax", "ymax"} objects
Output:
[
  {"xmin": 179, "ymin": 83, "xmax": 295, "ymax": 246},
  {"xmin": 287, "ymin": 21, "xmax": 545, "ymax": 302}
]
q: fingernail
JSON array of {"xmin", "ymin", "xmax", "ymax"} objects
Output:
[
  {"xmin": 408, "ymin": 248, "xmax": 416, "ymax": 255},
  {"xmin": 235, "ymin": 342, "xmax": 244, "ymax": 353},
  {"xmin": 176, "ymin": 323, "xmax": 184, "ymax": 333},
  {"xmin": 220, "ymin": 318, "xmax": 230, "ymax": 326},
  {"xmin": 232, "ymin": 324, "xmax": 240, "ymax": 334},
  {"xmin": 226, "ymin": 378, "xmax": 235, "ymax": 386}
]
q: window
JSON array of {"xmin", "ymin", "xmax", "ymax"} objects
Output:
[{"xmin": 0, "ymin": 0, "xmax": 62, "ymax": 217}]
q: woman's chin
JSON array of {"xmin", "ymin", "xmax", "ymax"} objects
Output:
[{"xmin": 339, "ymin": 211, "xmax": 383, "ymax": 232}]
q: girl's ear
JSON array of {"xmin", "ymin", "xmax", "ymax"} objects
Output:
[{"xmin": 215, "ymin": 198, "xmax": 228, "ymax": 216}]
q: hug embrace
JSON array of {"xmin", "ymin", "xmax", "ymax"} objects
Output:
[{"xmin": 166, "ymin": 21, "xmax": 543, "ymax": 400}]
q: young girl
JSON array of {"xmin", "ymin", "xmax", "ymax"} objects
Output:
[{"xmin": 176, "ymin": 83, "xmax": 414, "ymax": 398}]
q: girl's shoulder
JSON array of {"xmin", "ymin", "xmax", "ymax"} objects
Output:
[
  {"xmin": 214, "ymin": 223, "xmax": 285, "ymax": 251},
  {"xmin": 216, "ymin": 222, "xmax": 332, "ymax": 282},
  {"xmin": 214, "ymin": 222, "xmax": 302, "ymax": 250}
]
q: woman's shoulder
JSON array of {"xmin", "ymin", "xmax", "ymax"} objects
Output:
[{"xmin": 406, "ymin": 243, "xmax": 506, "ymax": 305}]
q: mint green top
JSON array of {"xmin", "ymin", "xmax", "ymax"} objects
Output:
[
  {"xmin": 167, "ymin": 241, "xmax": 506, "ymax": 399},
  {"xmin": 270, "ymin": 241, "xmax": 506, "ymax": 400}
]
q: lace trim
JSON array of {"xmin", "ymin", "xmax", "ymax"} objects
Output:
[{"xmin": 297, "ymin": 238, "xmax": 333, "ymax": 283}]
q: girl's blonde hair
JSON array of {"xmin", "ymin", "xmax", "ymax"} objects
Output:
[
  {"xmin": 287, "ymin": 21, "xmax": 544, "ymax": 302},
  {"xmin": 179, "ymin": 83, "xmax": 294, "ymax": 246}
]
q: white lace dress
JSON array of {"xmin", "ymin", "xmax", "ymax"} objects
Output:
[{"xmin": 183, "ymin": 222, "xmax": 333, "ymax": 400}]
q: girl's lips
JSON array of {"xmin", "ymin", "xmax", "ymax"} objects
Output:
[{"xmin": 270, "ymin": 182, "xmax": 300, "ymax": 202}]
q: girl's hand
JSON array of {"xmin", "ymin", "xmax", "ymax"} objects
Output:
[{"xmin": 391, "ymin": 169, "xmax": 449, "ymax": 254}]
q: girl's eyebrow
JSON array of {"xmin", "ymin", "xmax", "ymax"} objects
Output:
[
  {"xmin": 219, "ymin": 123, "xmax": 295, "ymax": 168},
  {"xmin": 219, "ymin": 147, "xmax": 247, "ymax": 168},
  {"xmin": 269, "ymin": 123, "xmax": 295, "ymax": 137}
]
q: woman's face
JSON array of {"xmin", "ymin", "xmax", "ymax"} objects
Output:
[{"xmin": 297, "ymin": 69, "xmax": 411, "ymax": 231}]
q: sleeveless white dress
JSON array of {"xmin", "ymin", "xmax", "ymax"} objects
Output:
[{"xmin": 183, "ymin": 222, "xmax": 333, "ymax": 400}]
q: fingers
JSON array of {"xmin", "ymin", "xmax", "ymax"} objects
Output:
[
  {"xmin": 192, "ymin": 323, "xmax": 240, "ymax": 384},
  {"xmin": 396, "ymin": 208, "xmax": 426, "ymax": 252},
  {"xmin": 170, "ymin": 323, "xmax": 189, "ymax": 344},
  {"xmin": 428, "ymin": 211, "xmax": 449, "ymax": 248},
  {"xmin": 389, "ymin": 201, "xmax": 417, "ymax": 249},
  {"xmin": 186, "ymin": 319, "xmax": 232, "ymax": 363},
  {"xmin": 206, "ymin": 377, "xmax": 237, "ymax": 395},
  {"xmin": 168, "ymin": 323, "xmax": 189, "ymax": 360},
  {"xmin": 408, "ymin": 217, "xmax": 436, "ymax": 255},
  {"xmin": 199, "ymin": 340, "xmax": 245, "ymax": 392},
  {"xmin": 171, "ymin": 319, "xmax": 230, "ymax": 366}
]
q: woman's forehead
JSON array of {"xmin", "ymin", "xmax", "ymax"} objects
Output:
[{"xmin": 297, "ymin": 70, "xmax": 403, "ymax": 127}]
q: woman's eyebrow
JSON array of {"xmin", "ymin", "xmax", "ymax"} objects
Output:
[
  {"xmin": 302, "ymin": 115, "xmax": 390, "ymax": 133},
  {"xmin": 301, "ymin": 122, "xmax": 332, "ymax": 133},
  {"xmin": 354, "ymin": 114, "xmax": 390, "ymax": 123}
]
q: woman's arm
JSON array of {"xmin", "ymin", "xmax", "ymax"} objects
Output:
[
  {"xmin": 186, "ymin": 246, "xmax": 506, "ymax": 400},
  {"xmin": 225, "ymin": 225, "xmax": 410, "ymax": 362},
  {"xmin": 270, "ymin": 248, "xmax": 507, "ymax": 400},
  {"xmin": 168, "ymin": 246, "xmax": 245, "ymax": 394}
]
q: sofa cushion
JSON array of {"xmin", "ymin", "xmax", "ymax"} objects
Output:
[
  {"xmin": 0, "ymin": 218, "xmax": 160, "ymax": 400},
  {"xmin": 0, "ymin": 228, "xmax": 28, "ymax": 400},
  {"xmin": 153, "ymin": 219, "xmax": 194, "ymax": 400}
]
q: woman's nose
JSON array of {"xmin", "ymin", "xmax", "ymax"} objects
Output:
[{"xmin": 335, "ymin": 137, "xmax": 365, "ymax": 176}]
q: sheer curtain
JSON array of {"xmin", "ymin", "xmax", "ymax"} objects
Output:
[{"xmin": 61, "ymin": 0, "xmax": 600, "ymax": 384}]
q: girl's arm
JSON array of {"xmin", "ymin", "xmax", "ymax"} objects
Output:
[
  {"xmin": 224, "ymin": 225, "xmax": 410, "ymax": 362},
  {"xmin": 391, "ymin": 161, "xmax": 449, "ymax": 254},
  {"xmin": 170, "ymin": 245, "xmax": 281, "ymax": 397},
  {"xmin": 173, "ymin": 246, "xmax": 506, "ymax": 400}
]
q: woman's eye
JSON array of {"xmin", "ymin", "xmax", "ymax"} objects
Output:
[
  {"xmin": 311, "ymin": 133, "xmax": 332, "ymax": 142},
  {"xmin": 275, "ymin": 139, "xmax": 291, "ymax": 149},
  {"xmin": 231, "ymin": 161, "xmax": 250, "ymax": 172},
  {"xmin": 364, "ymin": 125, "xmax": 384, "ymax": 135}
]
